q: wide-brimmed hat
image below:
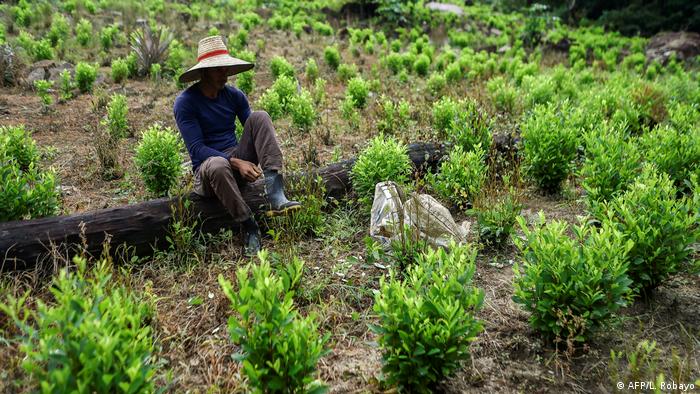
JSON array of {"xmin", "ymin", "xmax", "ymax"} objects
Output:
[{"xmin": 178, "ymin": 35, "xmax": 254, "ymax": 84}]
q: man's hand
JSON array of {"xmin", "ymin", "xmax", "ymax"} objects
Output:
[{"xmin": 229, "ymin": 157, "xmax": 262, "ymax": 182}]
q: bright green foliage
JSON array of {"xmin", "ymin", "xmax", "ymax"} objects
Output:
[
  {"xmin": 337, "ymin": 63, "xmax": 358, "ymax": 82},
  {"xmin": 33, "ymin": 79, "xmax": 53, "ymax": 107},
  {"xmin": 432, "ymin": 97, "xmax": 492, "ymax": 152},
  {"xmin": 305, "ymin": 58, "xmax": 319, "ymax": 82},
  {"xmin": 345, "ymin": 76, "xmax": 370, "ymax": 109},
  {"xmin": 258, "ymin": 75, "xmax": 296, "ymax": 120},
  {"xmin": 134, "ymin": 124, "xmax": 184, "ymax": 197},
  {"xmin": 599, "ymin": 165, "xmax": 699, "ymax": 292},
  {"xmin": 371, "ymin": 242, "xmax": 484, "ymax": 393},
  {"xmin": 236, "ymin": 70, "xmax": 255, "ymax": 95},
  {"xmin": 259, "ymin": 90, "xmax": 283, "ymax": 120},
  {"xmin": 426, "ymin": 72, "xmax": 445, "ymax": 95},
  {"xmin": 290, "ymin": 89, "xmax": 316, "ymax": 132},
  {"xmin": 75, "ymin": 62, "xmax": 97, "ymax": 93},
  {"xmin": 270, "ymin": 55, "xmax": 295, "ymax": 79},
  {"xmin": 377, "ymin": 97, "xmax": 411, "ymax": 134},
  {"xmin": 385, "ymin": 52, "xmax": 404, "ymax": 74},
  {"xmin": 473, "ymin": 190, "xmax": 523, "ymax": 248},
  {"xmin": 580, "ymin": 126, "xmax": 641, "ymax": 210},
  {"xmin": 513, "ymin": 214, "xmax": 633, "ymax": 342},
  {"xmin": 444, "ymin": 62, "xmax": 462, "ymax": 83},
  {"xmin": 33, "ymin": 39, "xmax": 54, "ymax": 61},
  {"xmin": 100, "ymin": 24, "xmax": 120, "ymax": 51},
  {"xmin": 48, "ymin": 13, "xmax": 70, "ymax": 47},
  {"xmin": 487, "ymin": 76, "xmax": 517, "ymax": 113},
  {"xmin": 351, "ymin": 135, "xmax": 412, "ymax": 207},
  {"xmin": 58, "ymin": 69, "xmax": 74, "ymax": 101},
  {"xmin": 219, "ymin": 251, "xmax": 329, "ymax": 394},
  {"xmin": 412, "ymin": 53, "xmax": 430, "ymax": 76},
  {"xmin": 165, "ymin": 39, "xmax": 189, "ymax": 75},
  {"xmin": 521, "ymin": 103, "xmax": 578, "ymax": 193},
  {"xmin": 0, "ymin": 124, "xmax": 60, "ymax": 221},
  {"xmin": 229, "ymin": 29, "xmax": 248, "ymax": 51},
  {"xmin": 0, "ymin": 256, "xmax": 157, "ymax": 393},
  {"xmin": 313, "ymin": 78, "xmax": 326, "ymax": 105},
  {"xmin": 150, "ymin": 63, "xmax": 161, "ymax": 81},
  {"xmin": 111, "ymin": 58, "xmax": 129, "ymax": 84},
  {"xmin": 125, "ymin": 52, "xmax": 139, "ymax": 78},
  {"xmin": 0, "ymin": 124, "xmax": 38, "ymax": 171},
  {"xmin": 323, "ymin": 45, "xmax": 341, "ymax": 70},
  {"xmin": 641, "ymin": 125, "xmax": 700, "ymax": 192},
  {"xmin": 103, "ymin": 94, "xmax": 129, "ymax": 139},
  {"xmin": 10, "ymin": 0, "xmax": 32, "ymax": 27},
  {"xmin": 431, "ymin": 144, "xmax": 487, "ymax": 210}
]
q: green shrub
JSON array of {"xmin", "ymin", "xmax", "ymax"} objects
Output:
[
  {"xmin": 268, "ymin": 173, "xmax": 327, "ymax": 239},
  {"xmin": 33, "ymin": 38, "xmax": 54, "ymax": 61},
  {"xmin": 323, "ymin": 45, "xmax": 341, "ymax": 70},
  {"xmin": 599, "ymin": 165, "xmax": 698, "ymax": 292},
  {"xmin": 103, "ymin": 93, "xmax": 129, "ymax": 139},
  {"xmin": 641, "ymin": 125, "xmax": 700, "ymax": 192},
  {"xmin": 580, "ymin": 126, "xmax": 641, "ymax": 211},
  {"xmin": 312, "ymin": 21, "xmax": 334, "ymax": 36},
  {"xmin": 345, "ymin": 76, "xmax": 370, "ymax": 109},
  {"xmin": 313, "ymin": 78, "xmax": 326, "ymax": 106},
  {"xmin": 236, "ymin": 70, "xmax": 255, "ymax": 95},
  {"xmin": 412, "ymin": 53, "xmax": 430, "ymax": 76},
  {"xmin": 33, "ymin": 79, "xmax": 53, "ymax": 108},
  {"xmin": 473, "ymin": 189, "xmax": 522, "ymax": 248},
  {"xmin": 487, "ymin": 76, "xmax": 517, "ymax": 113},
  {"xmin": 165, "ymin": 39, "xmax": 189, "ymax": 74},
  {"xmin": 377, "ymin": 97, "xmax": 411, "ymax": 134},
  {"xmin": 258, "ymin": 90, "xmax": 283, "ymax": 120},
  {"xmin": 513, "ymin": 214, "xmax": 633, "ymax": 343},
  {"xmin": 351, "ymin": 135, "xmax": 412, "ymax": 207},
  {"xmin": 100, "ymin": 24, "xmax": 119, "ymax": 51},
  {"xmin": 270, "ymin": 55, "xmax": 295, "ymax": 79},
  {"xmin": 47, "ymin": 13, "xmax": 70, "ymax": 47},
  {"xmin": 444, "ymin": 62, "xmax": 462, "ymax": 83},
  {"xmin": 305, "ymin": 58, "xmax": 319, "ymax": 82},
  {"xmin": 385, "ymin": 52, "xmax": 404, "ymax": 75},
  {"xmin": 371, "ymin": 242, "xmax": 484, "ymax": 392},
  {"xmin": 75, "ymin": 62, "xmax": 97, "ymax": 93},
  {"xmin": 0, "ymin": 159, "xmax": 60, "ymax": 221},
  {"xmin": 134, "ymin": 124, "xmax": 184, "ymax": 197},
  {"xmin": 219, "ymin": 251, "xmax": 329, "ymax": 393},
  {"xmin": 58, "ymin": 69, "xmax": 74, "ymax": 101},
  {"xmin": 0, "ymin": 255, "xmax": 157, "ymax": 393},
  {"xmin": 432, "ymin": 98, "xmax": 492, "ymax": 152},
  {"xmin": 521, "ymin": 103, "xmax": 578, "ymax": 194},
  {"xmin": 290, "ymin": 89, "xmax": 316, "ymax": 132},
  {"xmin": 0, "ymin": 124, "xmax": 38, "ymax": 171},
  {"xmin": 431, "ymin": 144, "xmax": 487, "ymax": 210},
  {"xmin": 125, "ymin": 52, "xmax": 138, "ymax": 77},
  {"xmin": 426, "ymin": 72, "xmax": 445, "ymax": 95},
  {"xmin": 337, "ymin": 63, "xmax": 357, "ymax": 82},
  {"xmin": 111, "ymin": 57, "xmax": 129, "ymax": 84},
  {"xmin": 149, "ymin": 63, "xmax": 161, "ymax": 81}
]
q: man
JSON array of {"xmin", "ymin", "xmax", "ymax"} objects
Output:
[{"xmin": 173, "ymin": 35, "xmax": 300, "ymax": 256}]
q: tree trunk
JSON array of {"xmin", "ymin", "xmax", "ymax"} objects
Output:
[{"xmin": 0, "ymin": 142, "xmax": 445, "ymax": 272}]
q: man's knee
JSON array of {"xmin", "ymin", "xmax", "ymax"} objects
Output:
[
  {"xmin": 246, "ymin": 110, "xmax": 273, "ymax": 127},
  {"xmin": 200, "ymin": 156, "xmax": 231, "ymax": 178}
]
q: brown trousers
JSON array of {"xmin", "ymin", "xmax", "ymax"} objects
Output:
[{"xmin": 193, "ymin": 111, "xmax": 283, "ymax": 222}]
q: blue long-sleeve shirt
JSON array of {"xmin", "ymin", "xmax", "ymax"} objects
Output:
[{"xmin": 173, "ymin": 83, "xmax": 251, "ymax": 173}]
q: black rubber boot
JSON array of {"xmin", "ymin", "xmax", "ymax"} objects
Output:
[
  {"xmin": 241, "ymin": 217, "xmax": 261, "ymax": 257},
  {"xmin": 263, "ymin": 170, "xmax": 301, "ymax": 217}
]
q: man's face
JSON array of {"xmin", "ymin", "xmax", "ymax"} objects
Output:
[{"xmin": 202, "ymin": 66, "xmax": 233, "ymax": 89}]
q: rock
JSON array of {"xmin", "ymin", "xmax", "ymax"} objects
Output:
[
  {"xmin": 646, "ymin": 31, "xmax": 700, "ymax": 64},
  {"xmin": 497, "ymin": 45, "xmax": 511, "ymax": 54},
  {"xmin": 425, "ymin": 2, "xmax": 464, "ymax": 16},
  {"xmin": 26, "ymin": 67, "xmax": 47, "ymax": 87},
  {"xmin": 48, "ymin": 62, "xmax": 74, "ymax": 83}
]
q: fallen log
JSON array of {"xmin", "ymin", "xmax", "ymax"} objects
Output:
[{"xmin": 0, "ymin": 142, "xmax": 445, "ymax": 271}]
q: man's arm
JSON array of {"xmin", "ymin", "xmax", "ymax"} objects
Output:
[
  {"xmin": 174, "ymin": 101, "xmax": 231, "ymax": 163},
  {"xmin": 234, "ymin": 88, "xmax": 252, "ymax": 129}
]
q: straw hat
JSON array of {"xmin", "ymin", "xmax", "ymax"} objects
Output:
[{"xmin": 178, "ymin": 35, "xmax": 254, "ymax": 84}]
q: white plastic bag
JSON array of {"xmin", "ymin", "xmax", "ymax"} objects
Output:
[{"xmin": 369, "ymin": 181, "xmax": 469, "ymax": 249}]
